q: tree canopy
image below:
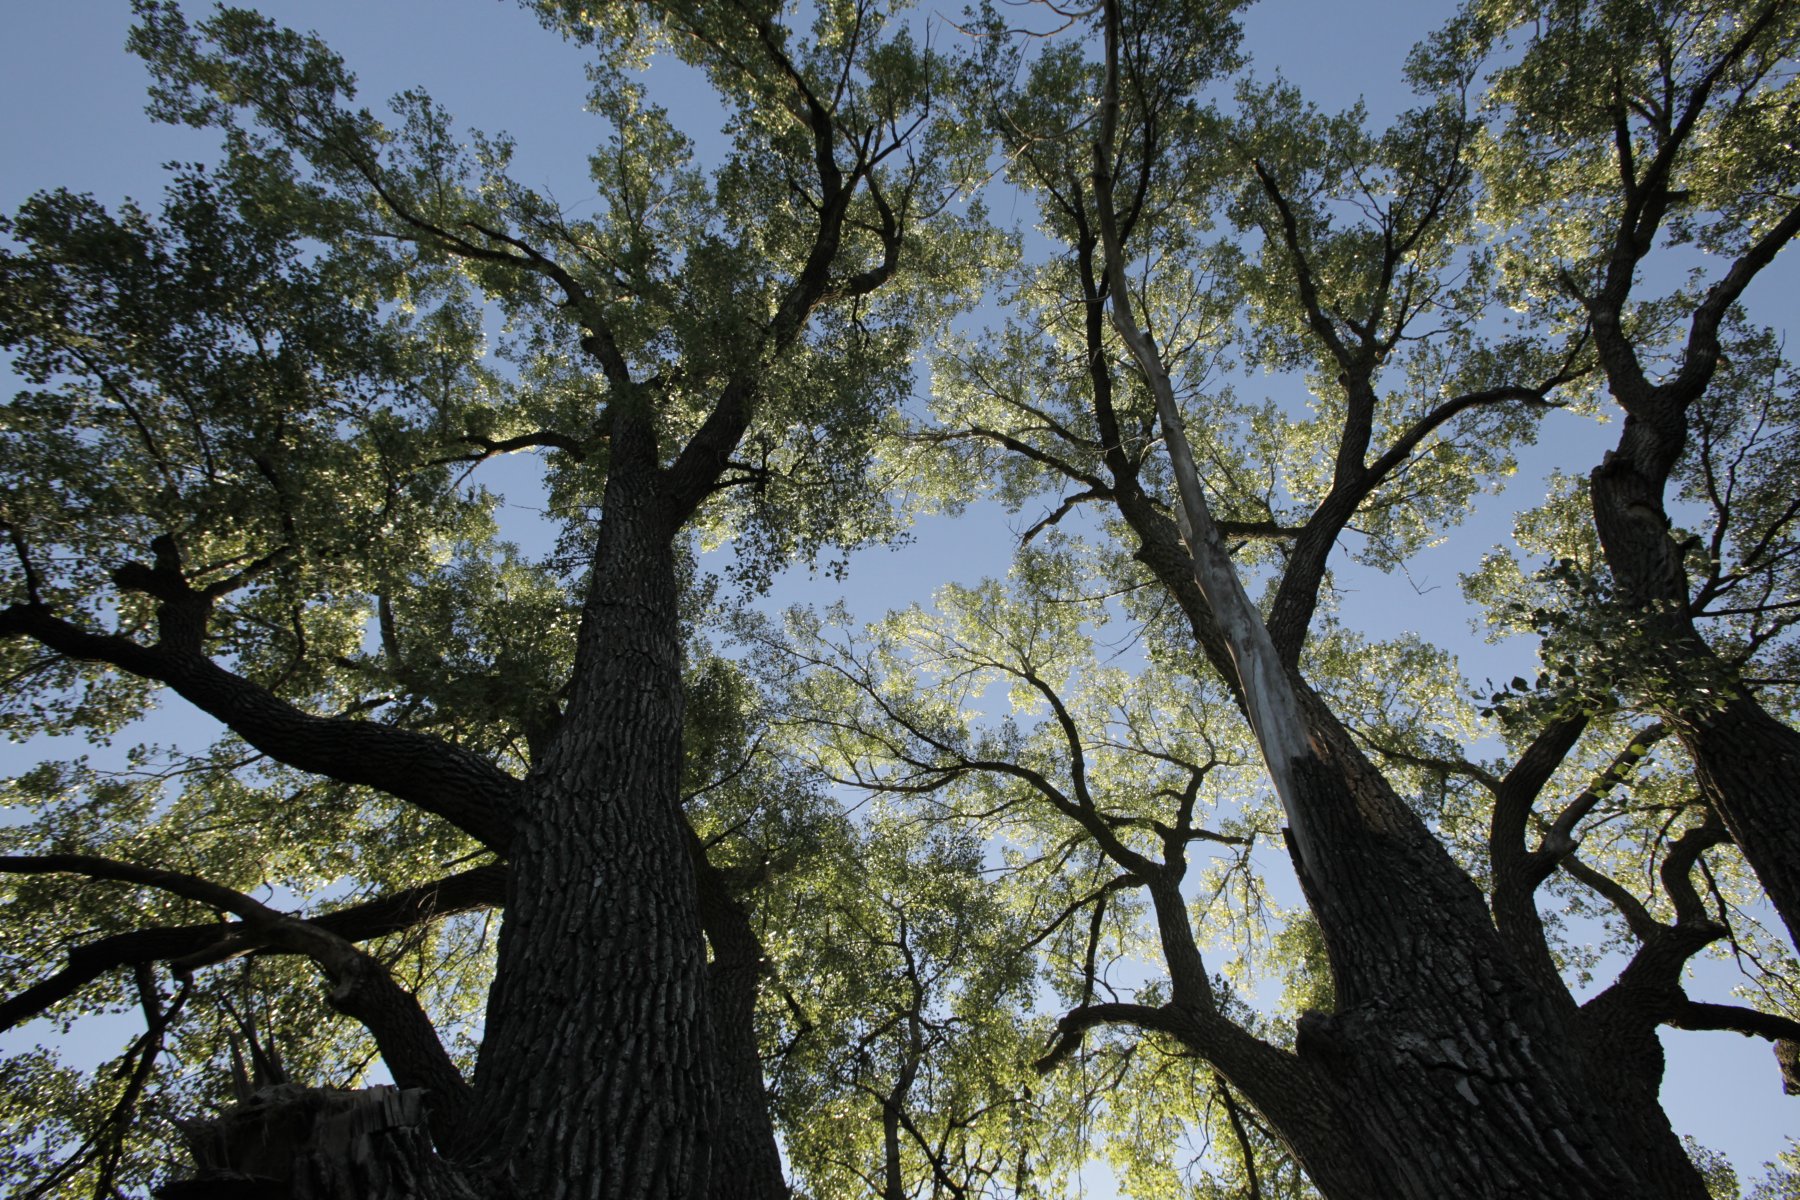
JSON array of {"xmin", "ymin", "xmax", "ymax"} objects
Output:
[{"xmin": 2, "ymin": 1, "xmax": 1798, "ymax": 1197}]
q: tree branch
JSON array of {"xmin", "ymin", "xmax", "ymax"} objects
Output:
[
  {"xmin": 443, "ymin": 429, "xmax": 590, "ymax": 465},
  {"xmin": 1669, "ymin": 999, "xmax": 1800, "ymax": 1045},
  {"xmin": 1, "ymin": 862, "xmax": 503, "ymax": 1035},
  {"xmin": 0, "ymin": 600, "xmax": 518, "ymax": 852},
  {"xmin": 0, "ymin": 854, "xmax": 475, "ymax": 1133},
  {"xmin": 1488, "ymin": 713, "xmax": 1587, "ymax": 998}
]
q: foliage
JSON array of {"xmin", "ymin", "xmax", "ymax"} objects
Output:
[{"xmin": 2, "ymin": 0, "xmax": 1798, "ymax": 1196}]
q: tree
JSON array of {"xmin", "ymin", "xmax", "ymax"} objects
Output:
[
  {"xmin": 1462, "ymin": 0, "xmax": 1800, "ymax": 952},
  {"xmin": 0, "ymin": 1, "xmax": 984, "ymax": 1195},
  {"xmin": 760, "ymin": 0, "xmax": 1799, "ymax": 1195},
  {"xmin": 5, "ymin": 0, "xmax": 1800, "ymax": 1198}
]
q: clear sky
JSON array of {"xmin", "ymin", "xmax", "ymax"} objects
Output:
[{"xmin": 2, "ymin": 0, "xmax": 1794, "ymax": 1193}]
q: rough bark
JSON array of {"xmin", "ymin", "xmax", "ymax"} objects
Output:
[
  {"xmin": 1272, "ymin": 742, "xmax": 1704, "ymax": 1198},
  {"xmin": 465, "ymin": 414, "xmax": 717, "ymax": 1199},
  {"xmin": 1570, "ymin": 811, "xmax": 1741, "ymax": 1198},
  {"xmin": 1486, "ymin": 714, "xmax": 1591, "ymax": 1006}
]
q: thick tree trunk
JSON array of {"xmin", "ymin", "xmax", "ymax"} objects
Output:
[
  {"xmin": 465, "ymin": 420, "xmax": 718, "ymax": 1199},
  {"xmin": 1280, "ymin": 999, "xmax": 1705, "ymax": 1200},
  {"xmin": 1265, "ymin": 751, "xmax": 1708, "ymax": 1200},
  {"xmin": 1591, "ymin": 426, "xmax": 1800, "ymax": 951}
]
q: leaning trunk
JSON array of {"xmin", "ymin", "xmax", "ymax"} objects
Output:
[
  {"xmin": 1117, "ymin": 497, "xmax": 1708, "ymax": 1199},
  {"xmin": 466, "ymin": 417, "xmax": 717, "ymax": 1199}
]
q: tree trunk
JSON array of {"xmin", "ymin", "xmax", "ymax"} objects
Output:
[
  {"xmin": 157, "ymin": 412, "xmax": 793, "ymax": 1196},
  {"xmin": 695, "ymin": 853, "xmax": 791, "ymax": 1200},
  {"xmin": 1277, "ymin": 1000, "xmax": 1705, "ymax": 1199},
  {"xmin": 1116, "ymin": 509, "xmax": 1709, "ymax": 1199},
  {"xmin": 464, "ymin": 417, "xmax": 718, "ymax": 1199},
  {"xmin": 1591, "ymin": 427, "xmax": 1800, "ymax": 952},
  {"xmin": 1258, "ymin": 751, "xmax": 1710, "ymax": 1200}
]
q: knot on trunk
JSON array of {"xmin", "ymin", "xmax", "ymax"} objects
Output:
[
  {"xmin": 156, "ymin": 1084, "xmax": 483, "ymax": 1200},
  {"xmin": 1777, "ymin": 1039, "xmax": 1800, "ymax": 1097},
  {"xmin": 1294, "ymin": 1009, "xmax": 1348, "ymax": 1066}
]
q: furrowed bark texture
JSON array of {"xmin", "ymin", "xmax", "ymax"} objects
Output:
[
  {"xmin": 1276, "ymin": 734, "xmax": 1705, "ymax": 1199},
  {"xmin": 467, "ymin": 417, "xmax": 716, "ymax": 1199}
]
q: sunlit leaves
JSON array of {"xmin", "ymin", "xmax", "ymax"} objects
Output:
[{"xmin": 1463, "ymin": 0, "xmax": 1800, "ymax": 309}]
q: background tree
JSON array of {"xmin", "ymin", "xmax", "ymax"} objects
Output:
[
  {"xmin": 761, "ymin": 810, "xmax": 1048, "ymax": 1197},
  {"xmin": 1451, "ymin": 0, "xmax": 1800, "ymax": 951}
]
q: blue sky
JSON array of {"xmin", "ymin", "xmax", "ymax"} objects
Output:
[{"xmin": 2, "ymin": 0, "xmax": 1795, "ymax": 1192}]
